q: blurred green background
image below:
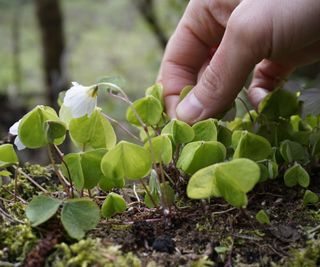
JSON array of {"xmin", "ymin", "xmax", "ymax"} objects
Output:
[
  {"xmin": 1, "ymin": 0, "xmax": 319, "ymax": 162},
  {"xmin": 0, "ymin": 0, "xmax": 187, "ymax": 140}
]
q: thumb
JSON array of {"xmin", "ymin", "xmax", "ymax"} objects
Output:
[{"xmin": 176, "ymin": 14, "xmax": 267, "ymax": 124}]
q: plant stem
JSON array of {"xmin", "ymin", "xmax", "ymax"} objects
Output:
[
  {"xmin": 52, "ymin": 144, "xmax": 74, "ymax": 198},
  {"xmin": 236, "ymin": 96, "xmax": 254, "ymax": 123},
  {"xmin": 102, "ymin": 112, "xmax": 142, "ymax": 143},
  {"xmin": 47, "ymin": 145, "xmax": 70, "ymax": 197},
  {"xmin": 140, "ymin": 178, "xmax": 157, "ymax": 208},
  {"xmin": 14, "ymin": 165, "xmax": 18, "ymax": 202},
  {"xmin": 105, "ymin": 83, "xmax": 170, "ymax": 213}
]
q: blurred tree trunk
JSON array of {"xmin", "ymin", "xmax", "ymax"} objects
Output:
[
  {"xmin": 35, "ymin": 0, "xmax": 67, "ymax": 111},
  {"xmin": 133, "ymin": 0, "xmax": 168, "ymax": 50}
]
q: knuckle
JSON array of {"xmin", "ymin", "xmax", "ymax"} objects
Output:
[{"xmin": 197, "ymin": 64, "xmax": 225, "ymax": 104}]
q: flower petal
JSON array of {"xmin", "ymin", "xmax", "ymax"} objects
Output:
[
  {"xmin": 14, "ymin": 136, "xmax": 26, "ymax": 150},
  {"xmin": 9, "ymin": 119, "xmax": 21, "ymax": 135}
]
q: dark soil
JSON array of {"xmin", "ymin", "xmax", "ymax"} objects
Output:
[
  {"xmin": 85, "ymin": 179, "xmax": 320, "ymax": 266},
  {"xmin": 2, "ymin": 166, "xmax": 320, "ymax": 266}
]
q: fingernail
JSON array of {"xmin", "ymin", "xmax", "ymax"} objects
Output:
[{"xmin": 176, "ymin": 92, "xmax": 203, "ymax": 123}]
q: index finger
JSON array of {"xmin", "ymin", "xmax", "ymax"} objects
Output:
[{"xmin": 157, "ymin": 0, "xmax": 239, "ymax": 117}]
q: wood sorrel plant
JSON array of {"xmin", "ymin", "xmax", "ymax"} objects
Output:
[{"xmin": 1, "ymin": 77, "xmax": 320, "ymax": 239}]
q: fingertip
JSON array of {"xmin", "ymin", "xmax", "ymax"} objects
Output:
[
  {"xmin": 165, "ymin": 95, "xmax": 180, "ymax": 119},
  {"xmin": 176, "ymin": 91, "xmax": 204, "ymax": 124},
  {"xmin": 247, "ymin": 87, "xmax": 269, "ymax": 108}
]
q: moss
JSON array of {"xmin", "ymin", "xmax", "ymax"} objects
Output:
[
  {"xmin": 45, "ymin": 238, "xmax": 141, "ymax": 267},
  {"xmin": 0, "ymin": 222, "xmax": 37, "ymax": 262},
  {"xmin": 0, "ymin": 172, "xmax": 36, "ymax": 201},
  {"xmin": 286, "ymin": 239, "xmax": 320, "ymax": 267},
  {"xmin": 24, "ymin": 163, "xmax": 51, "ymax": 177}
]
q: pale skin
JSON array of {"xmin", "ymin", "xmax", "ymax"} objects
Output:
[{"xmin": 157, "ymin": 0, "xmax": 320, "ymax": 124}]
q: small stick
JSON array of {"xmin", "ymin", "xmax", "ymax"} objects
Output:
[
  {"xmin": 133, "ymin": 183, "xmax": 141, "ymax": 203},
  {"xmin": 14, "ymin": 166, "xmax": 48, "ymax": 194},
  {"xmin": 1, "ymin": 187, "xmax": 27, "ymax": 204}
]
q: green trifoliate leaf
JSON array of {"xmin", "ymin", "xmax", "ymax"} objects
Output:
[
  {"xmin": 187, "ymin": 164, "xmax": 221, "ymax": 199},
  {"xmin": 258, "ymin": 89, "xmax": 300, "ymax": 120},
  {"xmin": 233, "ymin": 131, "xmax": 272, "ymax": 161},
  {"xmin": 45, "ymin": 120, "xmax": 66, "ymax": 143},
  {"xmin": 62, "ymin": 149, "xmax": 107, "ymax": 190},
  {"xmin": 126, "ymin": 95, "xmax": 163, "ymax": 126},
  {"xmin": 144, "ymin": 135, "xmax": 172, "ymax": 164},
  {"xmin": 99, "ymin": 173, "xmax": 125, "ymax": 191},
  {"xmin": 161, "ymin": 119, "xmax": 194, "ymax": 144},
  {"xmin": 256, "ymin": 210, "xmax": 271, "ymax": 225},
  {"xmin": 187, "ymin": 158, "xmax": 260, "ymax": 205},
  {"xmin": 215, "ymin": 159, "xmax": 260, "ymax": 208},
  {"xmin": 69, "ymin": 108, "xmax": 116, "ymax": 150},
  {"xmin": 179, "ymin": 85, "xmax": 193, "ymax": 100},
  {"xmin": 19, "ymin": 105, "xmax": 66, "ymax": 148},
  {"xmin": 62, "ymin": 153, "xmax": 84, "ymax": 190},
  {"xmin": 177, "ymin": 141, "xmax": 226, "ymax": 175},
  {"xmin": 101, "ymin": 192, "xmax": 127, "ymax": 218},
  {"xmin": 280, "ymin": 140, "xmax": 309, "ymax": 164},
  {"xmin": 145, "ymin": 83, "xmax": 164, "ymax": 106},
  {"xmin": 81, "ymin": 149, "xmax": 107, "ymax": 189},
  {"xmin": 284, "ymin": 163, "xmax": 310, "ymax": 188},
  {"xmin": 303, "ymin": 190, "xmax": 319, "ymax": 206},
  {"xmin": 0, "ymin": 144, "xmax": 18, "ymax": 168},
  {"xmin": 101, "ymin": 141, "xmax": 151, "ymax": 181},
  {"xmin": 258, "ymin": 163, "xmax": 269, "ymax": 182},
  {"xmin": 26, "ymin": 195, "xmax": 62, "ymax": 226},
  {"xmin": 217, "ymin": 125, "xmax": 232, "ymax": 148},
  {"xmin": 192, "ymin": 119, "xmax": 218, "ymax": 141},
  {"xmin": 61, "ymin": 198, "xmax": 100, "ymax": 240}
]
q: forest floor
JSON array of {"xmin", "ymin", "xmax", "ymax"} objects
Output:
[{"xmin": 1, "ymin": 164, "xmax": 320, "ymax": 267}]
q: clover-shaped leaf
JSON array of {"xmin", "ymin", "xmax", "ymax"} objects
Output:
[
  {"xmin": 215, "ymin": 159, "xmax": 260, "ymax": 208},
  {"xmin": 26, "ymin": 195, "xmax": 62, "ymax": 226},
  {"xmin": 187, "ymin": 159, "xmax": 260, "ymax": 208},
  {"xmin": 101, "ymin": 192, "xmax": 127, "ymax": 218},
  {"xmin": 101, "ymin": 141, "xmax": 151, "ymax": 181},
  {"xmin": 61, "ymin": 198, "xmax": 100, "ymax": 240},
  {"xmin": 303, "ymin": 190, "xmax": 319, "ymax": 206},
  {"xmin": 256, "ymin": 210, "xmax": 270, "ymax": 225},
  {"xmin": 144, "ymin": 135, "xmax": 172, "ymax": 164},
  {"xmin": 62, "ymin": 149, "xmax": 107, "ymax": 190},
  {"xmin": 280, "ymin": 140, "xmax": 309, "ymax": 164},
  {"xmin": 19, "ymin": 105, "xmax": 66, "ymax": 148},
  {"xmin": 284, "ymin": 163, "xmax": 310, "ymax": 188},
  {"xmin": 233, "ymin": 131, "xmax": 272, "ymax": 161},
  {"xmin": 0, "ymin": 144, "xmax": 18, "ymax": 168},
  {"xmin": 69, "ymin": 108, "xmax": 116, "ymax": 150},
  {"xmin": 145, "ymin": 83, "xmax": 164, "ymax": 106},
  {"xmin": 187, "ymin": 164, "xmax": 221, "ymax": 199},
  {"xmin": 126, "ymin": 95, "xmax": 163, "ymax": 126},
  {"xmin": 177, "ymin": 141, "xmax": 226, "ymax": 175},
  {"xmin": 217, "ymin": 125, "xmax": 232, "ymax": 148},
  {"xmin": 161, "ymin": 119, "xmax": 194, "ymax": 144},
  {"xmin": 258, "ymin": 89, "xmax": 300, "ymax": 120},
  {"xmin": 192, "ymin": 119, "xmax": 218, "ymax": 142}
]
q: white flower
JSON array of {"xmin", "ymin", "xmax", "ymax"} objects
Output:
[
  {"xmin": 9, "ymin": 119, "xmax": 26, "ymax": 150},
  {"xmin": 63, "ymin": 82, "xmax": 98, "ymax": 118}
]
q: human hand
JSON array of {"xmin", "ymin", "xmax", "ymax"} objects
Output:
[{"xmin": 157, "ymin": 0, "xmax": 320, "ymax": 124}]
